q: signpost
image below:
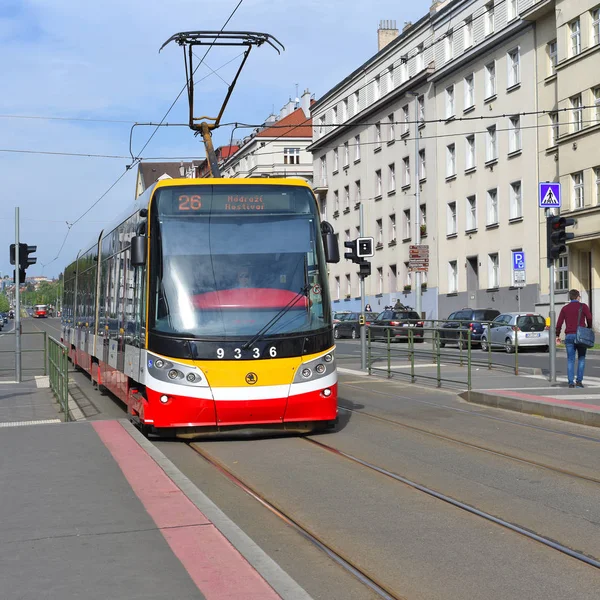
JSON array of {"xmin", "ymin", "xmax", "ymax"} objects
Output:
[
  {"xmin": 409, "ymin": 244, "xmax": 429, "ymax": 272},
  {"xmin": 539, "ymin": 182, "xmax": 561, "ymax": 209}
]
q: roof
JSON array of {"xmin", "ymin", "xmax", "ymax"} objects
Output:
[
  {"xmin": 255, "ymin": 102, "xmax": 314, "ymax": 138},
  {"xmin": 217, "ymin": 145, "xmax": 239, "ymax": 159},
  {"xmin": 138, "ymin": 162, "xmax": 196, "ymax": 188}
]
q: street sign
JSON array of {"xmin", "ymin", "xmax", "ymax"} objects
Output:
[
  {"xmin": 409, "ymin": 244, "xmax": 430, "ymax": 272},
  {"xmin": 513, "ymin": 270, "xmax": 526, "ymax": 287},
  {"xmin": 539, "ymin": 182, "xmax": 561, "ymax": 208},
  {"xmin": 512, "ymin": 250, "xmax": 525, "ymax": 271}
]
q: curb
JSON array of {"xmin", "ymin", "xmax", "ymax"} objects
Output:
[{"xmin": 461, "ymin": 390, "xmax": 600, "ymax": 427}]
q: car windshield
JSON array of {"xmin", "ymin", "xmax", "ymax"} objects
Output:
[
  {"xmin": 393, "ymin": 312, "xmax": 419, "ymax": 320},
  {"xmin": 473, "ymin": 310, "xmax": 499, "ymax": 321},
  {"xmin": 150, "ymin": 185, "xmax": 331, "ymax": 338}
]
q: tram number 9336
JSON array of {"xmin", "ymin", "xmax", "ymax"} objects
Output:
[{"xmin": 216, "ymin": 346, "xmax": 278, "ymax": 359}]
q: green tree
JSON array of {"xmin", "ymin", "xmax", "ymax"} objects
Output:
[{"xmin": 0, "ymin": 294, "xmax": 9, "ymax": 313}]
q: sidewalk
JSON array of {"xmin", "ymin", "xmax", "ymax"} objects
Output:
[{"xmin": 0, "ymin": 381, "xmax": 311, "ymax": 599}]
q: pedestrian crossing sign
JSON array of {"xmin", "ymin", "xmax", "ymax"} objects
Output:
[{"xmin": 539, "ymin": 182, "xmax": 561, "ymax": 208}]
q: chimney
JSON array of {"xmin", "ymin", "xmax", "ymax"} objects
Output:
[
  {"xmin": 378, "ymin": 20, "xmax": 398, "ymax": 52},
  {"xmin": 403, "ymin": 21, "xmax": 412, "ymax": 32},
  {"xmin": 430, "ymin": 0, "xmax": 451, "ymax": 15},
  {"xmin": 301, "ymin": 88, "xmax": 311, "ymax": 118}
]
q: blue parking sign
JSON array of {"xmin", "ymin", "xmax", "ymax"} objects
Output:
[{"xmin": 512, "ymin": 251, "xmax": 525, "ymax": 271}]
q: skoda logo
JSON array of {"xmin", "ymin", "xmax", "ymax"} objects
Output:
[{"xmin": 245, "ymin": 372, "xmax": 258, "ymax": 385}]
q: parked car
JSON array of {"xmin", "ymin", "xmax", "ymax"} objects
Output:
[
  {"xmin": 0, "ymin": 313, "xmax": 8, "ymax": 324},
  {"xmin": 334, "ymin": 312, "xmax": 376, "ymax": 339},
  {"xmin": 438, "ymin": 308, "xmax": 501, "ymax": 348},
  {"xmin": 369, "ymin": 309, "xmax": 424, "ymax": 342},
  {"xmin": 481, "ymin": 313, "xmax": 549, "ymax": 353},
  {"xmin": 332, "ymin": 311, "xmax": 351, "ymax": 326}
]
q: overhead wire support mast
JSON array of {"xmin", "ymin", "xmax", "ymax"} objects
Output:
[{"xmin": 160, "ymin": 31, "xmax": 284, "ymax": 177}]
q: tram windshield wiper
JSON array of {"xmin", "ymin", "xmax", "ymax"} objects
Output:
[{"xmin": 242, "ymin": 284, "xmax": 311, "ymax": 351}]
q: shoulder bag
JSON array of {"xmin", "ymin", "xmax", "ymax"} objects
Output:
[{"xmin": 576, "ymin": 303, "xmax": 595, "ymax": 348}]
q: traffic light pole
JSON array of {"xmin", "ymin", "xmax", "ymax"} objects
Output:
[
  {"xmin": 549, "ymin": 261, "xmax": 556, "ymax": 384},
  {"xmin": 360, "ymin": 203, "xmax": 366, "ymax": 370},
  {"xmin": 14, "ymin": 207, "xmax": 21, "ymax": 383}
]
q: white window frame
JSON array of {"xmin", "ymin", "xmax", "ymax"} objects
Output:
[
  {"xmin": 387, "ymin": 65, "xmax": 394, "ymax": 91},
  {"xmin": 416, "ymin": 44, "xmax": 424, "ymax": 71},
  {"xmin": 318, "ymin": 116, "xmax": 325, "ymax": 137},
  {"xmin": 509, "ymin": 116, "xmax": 521, "ymax": 153},
  {"xmin": 389, "ymin": 163, "xmax": 396, "ymax": 193},
  {"xmin": 320, "ymin": 156, "xmax": 327, "ymax": 186},
  {"xmin": 402, "ymin": 105, "xmax": 409, "ymax": 134},
  {"xmin": 488, "ymin": 253, "xmax": 499, "ymax": 289},
  {"xmin": 550, "ymin": 112, "xmax": 559, "ymax": 146},
  {"xmin": 594, "ymin": 87, "xmax": 600, "ymax": 123},
  {"xmin": 508, "ymin": 0, "xmax": 518, "ymax": 21},
  {"xmin": 343, "ymin": 142, "xmax": 349, "ymax": 167},
  {"xmin": 570, "ymin": 19, "xmax": 581, "ymax": 56},
  {"xmin": 548, "ymin": 40, "xmax": 557, "ymax": 74},
  {"xmin": 375, "ymin": 170, "xmax": 382, "ymax": 197},
  {"xmin": 376, "ymin": 219, "xmax": 383, "ymax": 246},
  {"xmin": 344, "ymin": 185, "xmax": 350, "ymax": 210},
  {"xmin": 466, "ymin": 195, "xmax": 477, "ymax": 231},
  {"xmin": 377, "ymin": 267, "xmax": 384, "ymax": 294},
  {"xmin": 355, "ymin": 180, "xmax": 361, "ymax": 204},
  {"xmin": 417, "ymin": 95, "xmax": 425, "ymax": 122},
  {"xmin": 389, "ymin": 264, "xmax": 397, "ymax": 292},
  {"xmin": 555, "ymin": 255, "xmax": 569, "ymax": 291},
  {"xmin": 464, "ymin": 17, "xmax": 473, "ymax": 48},
  {"xmin": 333, "ymin": 147, "xmax": 339, "ymax": 171},
  {"xmin": 510, "ymin": 180, "xmax": 522, "ymax": 219},
  {"xmin": 465, "ymin": 135, "xmax": 476, "ymax": 170},
  {"xmin": 283, "ymin": 147, "xmax": 300, "ymax": 165},
  {"xmin": 334, "ymin": 190, "xmax": 340, "ymax": 212},
  {"xmin": 320, "ymin": 196, "xmax": 327, "ymax": 221},
  {"xmin": 445, "ymin": 30, "xmax": 454, "ymax": 62},
  {"xmin": 332, "ymin": 106, "xmax": 338, "ymax": 125},
  {"xmin": 486, "ymin": 125, "xmax": 497, "ymax": 162},
  {"xmin": 593, "ymin": 8, "xmax": 600, "ymax": 46},
  {"xmin": 342, "ymin": 98, "xmax": 348, "ymax": 121},
  {"xmin": 374, "ymin": 75, "xmax": 381, "ymax": 101},
  {"xmin": 354, "ymin": 135, "xmax": 361, "ymax": 161},
  {"xmin": 354, "ymin": 91, "xmax": 360, "ymax": 114},
  {"xmin": 445, "ymin": 85, "xmax": 455, "ymax": 119},
  {"xmin": 487, "ymin": 188, "xmax": 499, "ymax": 225},
  {"xmin": 345, "ymin": 274, "xmax": 351, "ymax": 297},
  {"xmin": 571, "ymin": 94, "xmax": 583, "ymax": 132},
  {"xmin": 464, "ymin": 74, "xmax": 475, "ymax": 108},
  {"xmin": 448, "ymin": 261, "xmax": 458, "ymax": 293},
  {"xmin": 402, "ymin": 157, "xmax": 410, "ymax": 187},
  {"xmin": 595, "ymin": 167, "xmax": 600, "ymax": 204},
  {"xmin": 446, "ymin": 143, "xmax": 456, "ymax": 178},
  {"xmin": 403, "ymin": 209, "xmax": 411, "ymax": 240},
  {"xmin": 485, "ymin": 2, "xmax": 495, "ymax": 36},
  {"xmin": 335, "ymin": 276, "xmax": 340, "ymax": 300},
  {"xmin": 485, "ymin": 62, "xmax": 496, "ymax": 98},
  {"xmin": 389, "ymin": 213, "xmax": 396, "ymax": 243},
  {"xmin": 389, "ymin": 112, "xmax": 396, "ymax": 140},
  {"xmin": 375, "ymin": 122, "xmax": 381, "ymax": 147},
  {"xmin": 572, "ymin": 171, "xmax": 584, "ymax": 208},
  {"xmin": 419, "ymin": 149, "xmax": 426, "ymax": 180},
  {"xmin": 507, "ymin": 48, "xmax": 520, "ymax": 87},
  {"xmin": 447, "ymin": 201, "xmax": 457, "ymax": 235}
]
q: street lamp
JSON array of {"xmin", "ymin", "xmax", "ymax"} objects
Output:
[{"xmin": 408, "ymin": 91, "xmax": 422, "ymax": 317}]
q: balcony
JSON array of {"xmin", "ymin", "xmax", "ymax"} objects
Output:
[{"xmin": 313, "ymin": 179, "xmax": 328, "ymax": 194}]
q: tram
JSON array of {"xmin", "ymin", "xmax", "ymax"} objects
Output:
[
  {"xmin": 33, "ymin": 304, "xmax": 48, "ymax": 318},
  {"xmin": 62, "ymin": 178, "xmax": 340, "ymax": 436}
]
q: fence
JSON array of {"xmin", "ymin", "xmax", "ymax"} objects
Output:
[
  {"xmin": 0, "ymin": 330, "xmax": 47, "ymax": 376},
  {"xmin": 48, "ymin": 336, "xmax": 70, "ymax": 421}
]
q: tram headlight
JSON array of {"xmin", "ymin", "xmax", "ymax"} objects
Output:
[
  {"xmin": 301, "ymin": 368, "xmax": 312, "ymax": 379},
  {"xmin": 323, "ymin": 353, "xmax": 333, "ymax": 363},
  {"xmin": 186, "ymin": 372, "xmax": 200, "ymax": 383},
  {"xmin": 155, "ymin": 359, "xmax": 165, "ymax": 369},
  {"xmin": 168, "ymin": 369, "xmax": 181, "ymax": 380},
  {"xmin": 315, "ymin": 363, "xmax": 326, "ymax": 374}
]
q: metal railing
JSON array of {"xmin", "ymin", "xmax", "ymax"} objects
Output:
[
  {"xmin": 48, "ymin": 336, "xmax": 70, "ymax": 421},
  {"xmin": 0, "ymin": 330, "xmax": 47, "ymax": 375}
]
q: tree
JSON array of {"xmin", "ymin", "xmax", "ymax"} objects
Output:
[{"xmin": 0, "ymin": 294, "xmax": 9, "ymax": 313}]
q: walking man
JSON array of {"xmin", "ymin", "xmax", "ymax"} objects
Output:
[{"xmin": 556, "ymin": 289, "xmax": 593, "ymax": 388}]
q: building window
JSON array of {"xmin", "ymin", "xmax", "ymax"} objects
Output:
[
  {"xmin": 387, "ymin": 65, "xmax": 394, "ymax": 91},
  {"xmin": 374, "ymin": 75, "xmax": 381, "ymax": 101},
  {"xmin": 488, "ymin": 253, "xmax": 499, "ymax": 288},
  {"xmin": 466, "ymin": 195, "xmax": 477, "ymax": 231},
  {"xmin": 355, "ymin": 180, "xmax": 361, "ymax": 203},
  {"xmin": 320, "ymin": 197, "xmax": 327, "ymax": 221},
  {"xmin": 446, "ymin": 143, "xmax": 456, "ymax": 177},
  {"xmin": 447, "ymin": 201, "xmax": 457, "ymax": 235},
  {"xmin": 416, "ymin": 44, "xmax": 424, "ymax": 71},
  {"xmin": 464, "ymin": 17, "xmax": 473, "ymax": 48},
  {"xmin": 332, "ymin": 106, "xmax": 338, "ymax": 125},
  {"xmin": 449, "ymin": 261, "xmax": 458, "ymax": 293},
  {"xmin": 445, "ymin": 85, "xmax": 455, "ymax": 118},
  {"xmin": 466, "ymin": 135, "xmax": 476, "ymax": 170},
  {"xmin": 344, "ymin": 185, "xmax": 350, "ymax": 210},
  {"xmin": 346, "ymin": 274, "xmax": 351, "ymax": 297},
  {"xmin": 402, "ymin": 157, "xmax": 410, "ymax": 187},
  {"xmin": 509, "ymin": 116, "xmax": 521, "ymax": 153},
  {"xmin": 485, "ymin": 2, "xmax": 494, "ymax": 36},
  {"xmin": 572, "ymin": 171, "xmax": 584, "ymax": 208},
  {"xmin": 320, "ymin": 156, "xmax": 327, "ymax": 186},
  {"xmin": 464, "ymin": 74, "xmax": 475, "ymax": 108},
  {"xmin": 404, "ymin": 262, "xmax": 412, "ymax": 287},
  {"xmin": 507, "ymin": 48, "xmax": 520, "ymax": 87},
  {"xmin": 318, "ymin": 116, "xmax": 325, "ymax": 137},
  {"xmin": 389, "ymin": 214, "xmax": 396, "ymax": 242},
  {"xmin": 334, "ymin": 190, "xmax": 340, "ymax": 212},
  {"xmin": 419, "ymin": 149, "xmax": 426, "ymax": 180},
  {"xmin": 342, "ymin": 98, "xmax": 349, "ymax": 121},
  {"xmin": 417, "ymin": 95, "xmax": 425, "ymax": 122},
  {"xmin": 335, "ymin": 276, "xmax": 340, "ymax": 300},
  {"xmin": 420, "ymin": 204, "xmax": 427, "ymax": 228},
  {"xmin": 593, "ymin": 8, "xmax": 600, "ymax": 45},
  {"xmin": 400, "ymin": 60, "xmax": 408, "ymax": 84},
  {"xmin": 571, "ymin": 94, "xmax": 583, "ymax": 132},
  {"xmin": 389, "ymin": 264, "xmax": 397, "ymax": 292},
  {"xmin": 404, "ymin": 209, "xmax": 411, "ymax": 240},
  {"xmin": 375, "ymin": 122, "xmax": 381, "ymax": 146},
  {"xmin": 401, "ymin": 105, "xmax": 409, "ymax": 134},
  {"xmin": 594, "ymin": 87, "xmax": 600, "ymax": 123},
  {"xmin": 354, "ymin": 135, "xmax": 361, "ymax": 162},
  {"xmin": 487, "ymin": 188, "xmax": 499, "ymax": 225},
  {"xmin": 445, "ymin": 30, "xmax": 454, "ymax": 61},
  {"xmin": 377, "ymin": 267, "xmax": 383, "ymax": 294},
  {"xmin": 550, "ymin": 112, "xmax": 559, "ymax": 146},
  {"xmin": 375, "ymin": 170, "xmax": 382, "ymax": 197},
  {"xmin": 595, "ymin": 167, "xmax": 600, "ymax": 204},
  {"xmin": 389, "ymin": 163, "xmax": 396, "ymax": 193},
  {"xmin": 385, "ymin": 113, "xmax": 394, "ymax": 142},
  {"xmin": 283, "ymin": 147, "xmax": 300, "ymax": 165},
  {"xmin": 333, "ymin": 148, "xmax": 339, "ymax": 172},
  {"xmin": 354, "ymin": 90, "xmax": 360, "ymax": 113},
  {"xmin": 510, "ymin": 181, "xmax": 522, "ymax": 219},
  {"xmin": 570, "ymin": 19, "xmax": 581, "ymax": 56},
  {"xmin": 556, "ymin": 255, "xmax": 569, "ymax": 291},
  {"xmin": 508, "ymin": 0, "xmax": 518, "ymax": 21},
  {"xmin": 486, "ymin": 126, "xmax": 497, "ymax": 162},
  {"xmin": 376, "ymin": 219, "xmax": 383, "ymax": 246},
  {"xmin": 485, "ymin": 62, "xmax": 496, "ymax": 98},
  {"xmin": 548, "ymin": 40, "xmax": 557, "ymax": 74},
  {"xmin": 343, "ymin": 142, "xmax": 349, "ymax": 167}
]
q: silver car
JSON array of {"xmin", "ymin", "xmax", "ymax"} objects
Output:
[{"xmin": 480, "ymin": 313, "xmax": 549, "ymax": 353}]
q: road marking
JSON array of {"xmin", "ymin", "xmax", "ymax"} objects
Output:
[
  {"xmin": 35, "ymin": 375, "xmax": 50, "ymax": 388},
  {"xmin": 550, "ymin": 395, "xmax": 600, "ymax": 401},
  {"xmin": 0, "ymin": 419, "xmax": 61, "ymax": 427}
]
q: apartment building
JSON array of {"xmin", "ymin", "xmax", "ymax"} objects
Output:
[
  {"xmin": 309, "ymin": 17, "xmax": 440, "ymax": 318},
  {"xmin": 221, "ymin": 90, "xmax": 314, "ymax": 182},
  {"xmin": 527, "ymin": 0, "xmax": 600, "ymax": 330}
]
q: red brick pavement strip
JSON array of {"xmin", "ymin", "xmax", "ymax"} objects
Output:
[
  {"xmin": 486, "ymin": 390, "xmax": 600, "ymax": 412},
  {"xmin": 93, "ymin": 420, "xmax": 280, "ymax": 600}
]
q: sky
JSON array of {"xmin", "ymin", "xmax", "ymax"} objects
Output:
[{"xmin": 0, "ymin": 0, "xmax": 429, "ymax": 279}]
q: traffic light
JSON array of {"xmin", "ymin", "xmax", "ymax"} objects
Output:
[
  {"xmin": 13, "ymin": 269, "xmax": 26, "ymax": 284},
  {"xmin": 10, "ymin": 243, "xmax": 37, "ymax": 282},
  {"xmin": 546, "ymin": 216, "xmax": 575, "ymax": 266},
  {"xmin": 9, "ymin": 244, "xmax": 16, "ymax": 265},
  {"xmin": 356, "ymin": 237, "xmax": 374, "ymax": 258},
  {"xmin": 344, "ymin": 240, "xmax": 358, "ymax": 262},
  {"xmin": 358, "ymin": 260, "xmax": 371, "ymax": 278}
]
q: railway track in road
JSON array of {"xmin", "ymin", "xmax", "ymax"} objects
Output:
[{"xmin": 189, "ymin": 442, "xmax": 404, "ymax": 600}]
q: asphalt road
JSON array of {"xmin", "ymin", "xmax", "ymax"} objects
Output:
[{"xmin": 24, "ymin": 317, "xmax": 600, "ymax": 599}]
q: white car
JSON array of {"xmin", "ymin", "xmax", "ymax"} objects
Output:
[{"xmin": 481, "ymin": 313, "xmax": 549, "ymax": 353}]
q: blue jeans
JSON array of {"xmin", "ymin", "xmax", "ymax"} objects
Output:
[{"xmin": 565, "ymin": 333, "xmax": 587, "ymax": 384}]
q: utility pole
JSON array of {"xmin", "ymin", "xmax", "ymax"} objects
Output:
[
  {"xmin": 413, "ymin": 93, "xmax": 422, "ymax": 318},
  {"xmin": 15, "ymin": 207, "xmax": 21, "ymax": 383},
  {"xmin": 360, "ymin": 203, "xmax": 366, "ymax": 370}
]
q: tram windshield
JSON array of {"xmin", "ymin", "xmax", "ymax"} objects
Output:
[{"xmin": 149, "ymin": 184, "xmax": 332, "ymax": 338}]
